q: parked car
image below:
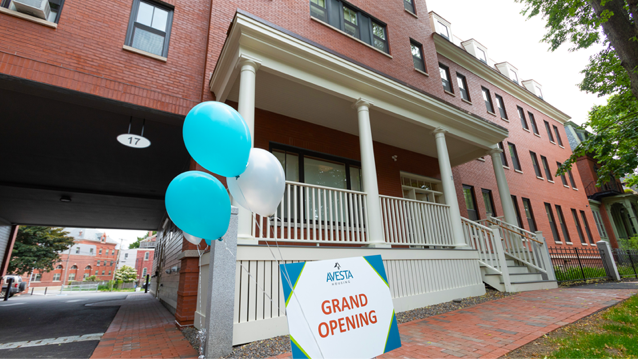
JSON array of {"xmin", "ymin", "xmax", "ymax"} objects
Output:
[{"xmin": 1, "ymin": 275, "xmax": 26, "ymax": 297}]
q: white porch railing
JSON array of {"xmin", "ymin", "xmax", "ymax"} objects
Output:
[
  {"xmin": 461, "ymin": 218, "xmax": 504, "ymax": 274},
  {"xmin": 252, "ymin": 181, "xmax": 369, "ymax": 244},
  {"xmin": 479, "ymin": 217, "xmax": 552, "ymax": 278},
  {"xmin": 379, "ymin": 196, "xmax": 456, "ymax": 246}
]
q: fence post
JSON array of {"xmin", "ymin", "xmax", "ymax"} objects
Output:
[
  {"xmin": 626, "ymin": 251, "xmax": 638, "ymax": 279},
  {"xmin": 535, "ymin": 231, "xmax": 556, "ymax": 281},
  {"xmin": 596, "ymin": 241, "xmax": 621, "ymax": 281},
  {"xmin": 574, "ymin": 248, "xmax": 587, "ymax": 281},
  {"xmin": 490, "ymin": 225, "xmax": 513, "ymax": 292},
  {"xmin": 144, "ymin": 275, "xmax": 150, "ymax": 293}
]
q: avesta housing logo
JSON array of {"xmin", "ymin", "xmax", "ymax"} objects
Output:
[{"xmin": 326, "ymin": 262, "xmax": 353, "ymax": 285}]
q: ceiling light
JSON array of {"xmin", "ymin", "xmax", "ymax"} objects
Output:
[{"xmin": 60, "ymin": 196, "xmax": 72, "ymax": 203}]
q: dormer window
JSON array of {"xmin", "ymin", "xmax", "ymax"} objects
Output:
[
  {"xmin": 522, "ymin": 80, "xmax": 543, "ymax": 98},
  {"xmin": 461, "ymin": 39, "xmax": 489, "ymax": 65},
  {"xmin": 476, "ymin": 48, "xmax": 487, "ymax": 63},
  {"xmin": 536, "ymin": 86, "xmax": 543, "ymax": 99},
  {"xmin": 511, "ymin": 70, "xmax": 519, "ymax": 84},
  {"xmin": 436, "ymin": 21, "xmax": 449, "ymax": 39}
]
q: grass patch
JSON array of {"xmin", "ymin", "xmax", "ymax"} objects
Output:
[
  {"xmin": 98, "ymin": 288, "xmax": 136, "ymax": 292},
  {"xmin": 548, "ymin": 294, "xmax": 638, "ymax": 358}
]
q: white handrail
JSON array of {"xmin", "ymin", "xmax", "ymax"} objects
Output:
[
  {"xmin": 487, "ymin": 217, "xmax": 548, "ymax": 274},
  {"xmin": 252, "ymin": 181, "xmax": 369, "ymax": 244},
  {"xmin": 379, "ymin": 195, "xmax": 455, "ymax": 246},
  {"xmin": 461, "ymin": 218, "xmax": 503, "ymax": 274}
]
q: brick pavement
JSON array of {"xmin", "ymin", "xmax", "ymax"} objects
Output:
[
  {"xmin": 89, "ymin": 293, "xmax": 197, "ymax": 359},
  {"xmin": 273, "ymin": 287, "xmax": 637, "ymax": 359}
]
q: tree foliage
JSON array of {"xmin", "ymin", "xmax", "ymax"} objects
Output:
[
  {"xmin": 128, "ymin": 231, "xmax": 155, "ymax": 249},
  {"xmin": 517, "ymin": 0, "xmax": 638, "ymax": 186},
  {"xmin": 114, "ymin": 265, "xmax": 138, "ymax": 283},
  {"xmin": 8, "ymin": 226, "xmax": 75, "ymax": 275},
  {"xmin": 84, "ymin": 275, "xmax": 98, "ymax": 282}
]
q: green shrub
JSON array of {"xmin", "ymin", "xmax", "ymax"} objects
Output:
[{"xmin": 554, "ymin": 266, "xmax": 607, "ymax": 281}]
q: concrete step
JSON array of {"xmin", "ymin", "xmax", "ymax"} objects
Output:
[
  {"xmin": 489, "ymin": 272, "xmax": 543, "ymax": 282},
  {"xmin": 501, "ymin": 280, "xmax": 558, "ymax": 292}
]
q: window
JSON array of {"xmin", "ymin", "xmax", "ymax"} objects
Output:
[
  {"xmin": 567, "ymin": 170, "xmax": 577, "ymax": 188},
  {"xmin": 31, "ymin": 273, "xmax": 42, "ymax": 282},
  {"xmin": 536, "ymin": 86, "xmax": 543, "ymax": 99},
  {"xmin": 545, "ymin": 203, "xmax": 561, "ymax": 242},
  {"xmin": 553, "ymin": 126, "xmax": 564, "ymax": 146},
  {"xmin": 109, "ymin": 271, "xmax": 112, "ymax": 275},
  {"xmin": 343, "ymin": 6, "xmax": 359, "ymax": 38},
  {"xmin": 476, "ymin": 47, "xmax": 487, "ymax": 64},
  {"xmin": 517, "ymin": 107, "xmax": 529, "ymax": 130},
  {"xmin": 495, "ymin": 94, "xmax": 507, "ymax": 119},
  {"xmin": 97, "ymin": 261, "xmax": 101, "ymax": 266},
  {"xmin": 68, "ymin": 273, "xmax": 75, "ymax": 281},
  {"xmin": 511, "ymin": 69, "xmax": 519, "ymax": 84},
  {"xmin": 71, "ymin": 265, "xmax": 78, "ymax": 269},
  {"xmin": 125, "ymin": 253, "xmax": 129, "ymax": 259},
  {"xmin": 99, "ymin": 248, "xmax": 102, "ymax": 255},
  {"xmin": 555, "ymin": 205, "xmax": 571, "ymax": 243},
  {"xmin": 2, "ymin": 0, "xmax": 65, "ymax": 23},
  {"xmin": 401, "ymin": 173, "xmax": 444, "ymax": 203},
  {"xmin": 571, "ymin": 209, "xmax": 586, "ymax": 244},
  {"xmin": 498, "ymin": 142, "xmax": 508, "ymax": 167},
  {"xmin": 530, "ymin": 152, "xmax": 542, "ymax": 177},
  {"xmin": 411, "ymin": 40, "xmax": 425, "ymax": 72},
  {"xmin": 482, "ymin": 189, "xmax": 496, "ymax": 218},
  {"xmin": 435, "ymin": 20, "xmax": 450, "ymax": 40},
  {"xmin": 90, "ymin": 248, "xmax": 94, "ymax": 254},
  {"xmin": 144, "ymin": 252, "xmax": 150, "ymax": 260},
  {"xmin": 540, "ymin": 156, "xmax": 553, "ymax": 181},
  {"xmin": 75, "ymin": 247, "xmax": 80, "ymax": 254},
  {"xmin": 53, "ymin": 273, "xmax": 61, "ymax": 281},
  {"xmin": 110, "ymin": 261, "xmax": 114, "ymax": 266},
  {"xmin": 102, "ymin": 271, "xmax": 105, "ymax": 275},
  {"xmin": 511, "ymin": 196, "xmax": 524, "ymax": 228},
  {"xmin": 508, "ymin": 143, "xmax": 521, "ymax": 171},
  {"xmin": 522, "ymin": 198, "xmax": 537, "ymax": 232},
  {"xmin": 142, "ymin": 268, "xmax": 148, "ymax": 277},
  {"xmin": 85, "ymin": 266, "xmax": 91, "ymax": 270},
  {"xmin": 440, "ymin": 64, "xmax": 452, "ymax": 93},
  {"xmin": 403, "ymin": 0, "xmax": 415, "ymax": 13},
  {"xmin": 83, "ymin": 273, "xmax": 89, "ymax": 279},
  {"xmin": 592, "ymin": 210, "xmax": 608, "ymax": 238},
  {"xmin": 111, "ymin": 249, "xmax": 115, "ymax": 255},
  {"xmin": 463, "ymin": 185, "xmax": 479, "ymax": 221},
  {"xmin": 125, "ymin": 0, "xmax": 174, "ymax": 57},
  {"xmin": 528, "ymin": 112, "xmax": 539, "ymax": 135},
  {"xmin": 55, "ymin": 265, "xmax": 63, "ymax": 269},
  {"xmin": 544, "ymin": 121, "xmax": 555, "ymax": 143},
  {"xmin": 457, "ymin": 74, "xmax": 470, "ymax": 101},
  {"xmin": 557, "ymin": 162, "xmax": 569, "ymax": 186},
  {"xmin": 482, "ymin": 87, "xmax": 494, "ymax": 113},
  {"xmin": 310, "ymin": 0, "xmax": 327, "ymax": 21}
]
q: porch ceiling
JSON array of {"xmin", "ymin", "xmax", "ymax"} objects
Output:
[{"xmin": 226, "ymin": 71, "xmax": 478, "ymax": 163}]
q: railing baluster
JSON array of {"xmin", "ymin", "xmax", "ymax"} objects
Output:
[{"xmin": 287, "ymin": 184, "xmax": 291, "ymax": 240}]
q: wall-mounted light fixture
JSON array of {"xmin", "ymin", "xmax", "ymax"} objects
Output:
[{"xmin": 60, "ymin": 196, "xmax": 72, "ymax": 203}]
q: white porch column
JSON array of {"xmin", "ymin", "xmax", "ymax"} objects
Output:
[
  {"xmin": 235, "ymin": 56, "xmax": 261, "ymax": 243},
  {"xmin": 354, "ymin": 99, "xmax": 387, "ymax": 247},
  {"xmin": 488, "ymin": 148, "xmax": 518, "ymax": 226},
  {"xmin": 433, "ymin": 128, "xmax": 465, "ymax": 245}
]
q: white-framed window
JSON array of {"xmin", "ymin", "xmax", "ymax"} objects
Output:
[
  {"xmin": 144, "ymin": 252, "xmax": 150, "ymax": 260},
  {"xmin": 97, "ymin": 261, "xmax": 100, "ymax": 266},
  {"xmin": 71, "ymin": 265, "xmax": 78, "ymax": 269},
  {"xmin": 83, "ymin": 273, "xmax": 89, "ymax": 279},
  {"xmin": 400, "ymin": 172, "xmax": 444, "ymax": 203},
  {"xmin": 108, "ymin": 271, "xmax": 112, "ymax": 275},
  {"xmin": 142, "ymin": 268, "xmax": 148, "ymax": 277},
  {"xmin": 435, "ymin": 20, "xmax": 449, "ymax": 39},
  {"xmin": 99, "ymin": 248, "xmax": 102, "ymax": 255},
  {"xmin": 53, "ymin": 273, "xmax": 61, "ymax": 281},
  {"xmin": 125, "ymin": 253, "xmax": 129, "ymax": 259},
  {"xmin": 31, "ymin": 273, "xmax": 42, "ymax": 282},
  {"xmin": 101, "ymin": 271, "xmax": 105, "ymax": 275},
  {"xmin": 75, "ymin": 247, "xmax": 80, "ymax": 254},
  {"xmin": 55, "ymin": 265, "xmax": 63, "ymax": 269},
  {"xmin": 592, "ymin": 210, "xmax": 608, "ymax": 238},
  {"xmin": 89, "ymin": 248, "xmax": 94, "ymax": 254},
  {"xmin": 111, "ymin": 249, "xmax": 115, "ymax": 255},
  {"xmin": 68, "ymin": 273, "xmax": 75, "ymax": 281}
]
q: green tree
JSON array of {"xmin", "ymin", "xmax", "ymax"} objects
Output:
[
  {"xmin": 8, "ymin": 226, "xmax": 75, "ymax": 276},
  {"xmin": 517, "ymin": 0, "xmax": 638, "ymax": 187},
  {"xmin": 84, "ymin": 275, "xmax": 98, "ymax": 282},
  {"xmin": 114, "ymin": 265, "xmax": 137, "ymax": 283},
  {"xmin": 128, "ymin": 231, "xmax": 156, "ymax": 249}
]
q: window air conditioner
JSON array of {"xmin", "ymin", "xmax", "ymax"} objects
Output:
[{"xmin": 11, "ymin": 0, "xmax": 50, "ymax": 20}]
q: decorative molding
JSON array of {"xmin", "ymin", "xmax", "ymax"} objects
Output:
[
  {"xmin": 353, "ymin": 98, "xmax": 373, "ymax": 109},
  {"xmin": 433, "ymin": 34, "xmax": 571, "ymax": 124}
]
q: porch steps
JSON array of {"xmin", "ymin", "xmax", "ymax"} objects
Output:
[{"xmin": 480, "ymin": 258, "xmax": 558, "ymax": 292}]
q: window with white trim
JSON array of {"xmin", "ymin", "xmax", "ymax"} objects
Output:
[{"xmin": 400, "ymin": 173, "xmax": 444, "ymax": 203}]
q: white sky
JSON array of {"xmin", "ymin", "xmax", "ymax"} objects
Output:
[
  {"xmin": 96, "ymin": 228, "xmax": 149, "ymax": 249},
  {"xmin": 426, "ymin": 0, "xmax": 608, "ymax": 125}
]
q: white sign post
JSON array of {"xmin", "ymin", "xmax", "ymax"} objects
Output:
[{"xmin": 280, "ymin": 255, "xmax": 401, "ymax": 359}]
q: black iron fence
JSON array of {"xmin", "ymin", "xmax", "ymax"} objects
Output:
[
  {"xmin": 549, "ymin": 247, "xmax": 608, "ymax": 282},
  {"xmin": 613, "ymin": 249, "xmax": 638, "ymax": 278}
]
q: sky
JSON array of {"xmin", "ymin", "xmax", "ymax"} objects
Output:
[
  {"xmin": 96, "ymin": 228, "xmax": 149, "ymax": 249},
  {"xmin": 426, "ymin": 0, "xmax": 608, "ymax": 125}
]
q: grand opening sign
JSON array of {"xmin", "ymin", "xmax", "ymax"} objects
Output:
[{"xmin": 280, "ymin": 255, "xmax": 401, "ymax": 358}]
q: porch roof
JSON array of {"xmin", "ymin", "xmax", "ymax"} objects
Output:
[{"xmin": 210, "ymin": 11, "xmax": 509, "ymax": 166}]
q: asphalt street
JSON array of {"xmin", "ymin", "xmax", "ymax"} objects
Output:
[{"xmin": 0, "ymin": 292, "xmax": 127, "ymax": 358}]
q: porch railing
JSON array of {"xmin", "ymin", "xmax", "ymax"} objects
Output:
[
  {"xmin": 480, "ymin": 217, "xmax": 552, "ymax": 278},
  {"xmin": 252, "ymin": 181, "xmax": 369, "ymax": 244},
  {"xmin": 379, "ymin": 196, "xmax": 455, "ymax": 247},
  {"xmin": 461, "ymin": 218, "xmax": 505, "ymax": 275}
]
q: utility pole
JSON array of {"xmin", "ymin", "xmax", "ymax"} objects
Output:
[{"xmin": 59, "ymin": 244, "xmax": 73, "ymax": 294}]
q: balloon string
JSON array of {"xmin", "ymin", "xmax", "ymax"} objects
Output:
[{"xmin": 260, "ymin": 216, "xmax": 326, "ymax": 359}]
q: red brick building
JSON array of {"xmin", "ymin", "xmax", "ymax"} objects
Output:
[
  {"xmin": 24, "ymin": 229, "xmax": 119, "ymax": 287},
  {"xmin": 0, "ymin": 0, "xmax": 601, "ymax": 337}
]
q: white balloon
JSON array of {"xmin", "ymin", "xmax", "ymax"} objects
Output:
[
  {"xmin": 227, "ymin": 148, "xmax": 286, "ymax": 217},
  {"xmin": 183, "ymin": 232, "xmax": 202, "ymax": 245}
]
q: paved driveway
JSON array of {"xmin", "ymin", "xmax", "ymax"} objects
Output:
[{"xmin": 0, "ymin": 292, "xmax": 127, "ymax": 358}]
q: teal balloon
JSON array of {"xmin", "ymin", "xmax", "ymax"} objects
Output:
[
  {"xmin": 165, "ymin": 171, "xmax": 231, "ymax": 241},
  {"xmin": 183, "ymin": 102, "xmax": 251, "ymax": 177}
]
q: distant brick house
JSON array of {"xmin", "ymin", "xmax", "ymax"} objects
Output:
[
  {"xmin": 117, "ymin": 234, "xmax": 156, "ymax": 283},
  {"xmin": 23, "ymin": 228, "xmax": 119, "ymax": 287}
]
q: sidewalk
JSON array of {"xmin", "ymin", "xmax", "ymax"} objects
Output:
[
  {"xmin": 273, "ymin": 287, "xmax": 637, "ymax": 359},
  {"xmin": 89, "ymin": 293, "xmax": 197, "ymax": 359}
]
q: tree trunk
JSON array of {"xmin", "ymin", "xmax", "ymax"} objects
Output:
[{"xmin": 589, "ymin": 0, "xmax": 638, "ymax": 101}]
